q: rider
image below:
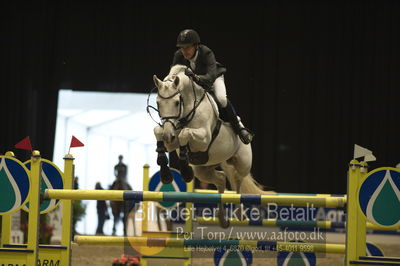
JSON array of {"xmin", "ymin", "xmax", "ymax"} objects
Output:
[
  {"xmin": 171, "ymin": 29, "xmax": 254, "ymax": 144},
  {"xmin": 110, "ymin": 155, "xmax": 129, "ymax": 189},
  {"xmin": 114, "ymin": 155, "xmax": 127, "ymax": 181}
]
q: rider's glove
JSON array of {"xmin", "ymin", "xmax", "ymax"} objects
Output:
[{"xmin": 184, "ymin": 68, "xmax": 199, "ymax": 82}]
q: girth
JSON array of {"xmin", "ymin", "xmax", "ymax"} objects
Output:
[{"xmin": 188, "ymin": 119, "xmax": 222, "ymax": 165}]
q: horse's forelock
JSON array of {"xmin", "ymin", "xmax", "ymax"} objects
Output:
[
  {"xmin": 158, "ymin": 66, "xmax": 188, "ymax": 95},
  {"xmin": 164, "ymin": 65, "xmax": 187, "ymax": 82},
  {"xmin": 169, "ymin": 64, "xmax": 186, "ymax": 76}
]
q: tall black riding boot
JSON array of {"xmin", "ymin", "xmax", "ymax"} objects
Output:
[{"xmin": 222, "ymin": 100, "xmax": 254, "ymax": 144}]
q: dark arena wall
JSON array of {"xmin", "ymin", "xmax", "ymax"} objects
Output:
[{"xmin": 1, "ymin": 1, "xmax": 399, "ymax": 194}]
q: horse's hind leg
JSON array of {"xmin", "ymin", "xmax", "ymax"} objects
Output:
[
  {"xmin": 156, "ymin": 206, "xmax": 173, "ymax": 231},
  {"xmin": 233, "ymin": 173, "xmax": 247, "ymax": 221},
  {"xmin": 223, "ymin": 145, "xmax": 252, "ymax": 222},
  {"xmin": 122, "ymin": 202, "xmax": 129, "ymax": 236},
  {"xmin": 111, "ymin": 203, "xmax": 119, "ymax": 235},
  {"xmin": 193, "ymin": 166, "xmax": 230, "ymax": 228}
]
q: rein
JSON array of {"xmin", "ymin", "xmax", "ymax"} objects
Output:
[
  {"xmin": 146, "ymin": 86, "xmax": 162, "ymax": 126},
  {"xmin": 146, "ymin": 77, "xmax": 207, "ymax": 130},
  {"xmin": 178, "ymin": 78, "xmax": 206, "ymax": 127}
]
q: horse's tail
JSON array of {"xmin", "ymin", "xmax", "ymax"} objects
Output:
[
  {"xmin": 224, "ymin": 165, "xmax": 274, "ymax": 195},
  {"xmin": 239, "ymin": 174, "xmax": 275, "ymax": 194}
]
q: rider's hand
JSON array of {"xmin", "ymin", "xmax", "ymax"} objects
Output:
[
  {"xmin": 184, "ymin": 68, "xmax": 199, "ymax": 82},
  {"xmin": 184, "ymin": 67, "xmax": 194, "ymax": 77}
]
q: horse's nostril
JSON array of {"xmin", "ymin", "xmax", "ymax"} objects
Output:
[{"xmin": 171, "ymin": 135, "xmax": 176, "ymax": 142}]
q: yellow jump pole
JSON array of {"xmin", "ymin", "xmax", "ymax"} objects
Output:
[
  {"xmin": 184, "ymin": 178, "xmax": 193, "ymax": 266},
  {"xmin": 45, "ymin": 189, "xmax": 125, "ymax": 201},
  {"xmin": 142, "ymin": 164, "xmax": 150, "ymax": 236},
  {"xmin": 141, "ymin": 164, "xmax": 150, "ymax": 266},
  {"xmin": 355, "ymin": 162, "xmax": 368, "ymax": 262},
  {"xmin": 26, "ymin": 150, "xmax": 42, "ymax": 265},
  {"xmin": 61, "ymin": 154, "xmax": 74, "ymax": 265},
  {"xmin": 345, "ymin": 160, "xmax": 367, "ymax": 266}
]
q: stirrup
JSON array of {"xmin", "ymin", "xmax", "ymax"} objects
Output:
[{"xmin": 238, "ymin": 127, "xmax": 254, "ymax": 144}]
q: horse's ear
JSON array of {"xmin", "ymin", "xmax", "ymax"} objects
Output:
[
  {"xmin": 153, "ymin": 75, "xmax": 162, "ymax": 88},
  {"xmin": 174, "ymin": 76, "xmax": 180, "ymax": 87}
]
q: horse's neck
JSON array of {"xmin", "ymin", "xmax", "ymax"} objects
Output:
[
  {"xmin": 180, "ymin": 81, "xmax": 202, "ymax": 111},
  {"xmin": 180, "ymin": 81, "xmax": 217, "ymax": 127}
]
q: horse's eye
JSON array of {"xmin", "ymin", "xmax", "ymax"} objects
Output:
[{"xmin": 175, "ymin": 101, "xmax": 179, "ymax": 106}]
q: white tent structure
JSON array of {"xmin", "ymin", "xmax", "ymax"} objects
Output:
[{"xmin": 53, "ymin": 89, "xmax": 159, "ymax": 235}]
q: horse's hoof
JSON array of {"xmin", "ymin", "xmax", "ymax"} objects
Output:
[
  {"xmin": 157, "ymin": 154, "xmax": 168, "ymax": 166},
  {"xmin": 218, "ymin": 206, "xmax": 230, "ymax": 228},
  {"xmin": 219, "ymin": 219, "xmax": 230, "ymax": 229},
  {"xmin": 181, "ymin": 166, "xmax": 194, "ymax": 182},
  {"xmin": 160, "ymin": 168, "xmax": 173, "ymax": 184},
  {"xmin": 182, "ymin": 174, "xmax": 194, "ymax": 183}
]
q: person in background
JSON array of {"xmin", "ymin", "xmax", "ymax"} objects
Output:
[
  {"xmin": 114, "ymin": 155, "xmax": 127, "ymax": 181},
  {"xmin": 95, "ymin": 182, "xmax": 110, "ymax": 235},
  {"xmin": 73, "ymin": 176, "xmax": 79, "ymax": 189}
]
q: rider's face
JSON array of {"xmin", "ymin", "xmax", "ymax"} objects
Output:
[{"xmin": 180, "ymin": 45, "xmax": 197, "ymax": 60}]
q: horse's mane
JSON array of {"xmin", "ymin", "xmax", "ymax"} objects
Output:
[{"xmin": 164, "ymin": 64, "xmax": 187, "ymax": 81}]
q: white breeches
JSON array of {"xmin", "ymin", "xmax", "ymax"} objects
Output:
[{"xmin": 213, "ymin": 75, "xmax": 227, "ymax": 108}]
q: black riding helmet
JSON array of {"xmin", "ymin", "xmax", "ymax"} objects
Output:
[{"xmin": 176, "ymin": 29, "xmax": 201, "ymax": 47}]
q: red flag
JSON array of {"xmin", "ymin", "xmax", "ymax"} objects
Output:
[
  {"xmin": 15, "ymin": 136, "xmax": 33, "ymax": 151},
  {"xmin": 70, "ymin": 136, "xmax": 84, "ymax": 148}
]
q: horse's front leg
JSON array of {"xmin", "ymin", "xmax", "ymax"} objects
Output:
[
  {"xmin": 178, "ymin": 145, "xmax": 194, "ymax": 182},
  {"xmin": 178, "ymin": 127, "xmax": 209, "ymax": 150},
  {"xmin": 154, "ymin": 126, "xmax": 173, "ymax": 184},
  {"xmin": 177, "ymin": 128, "xmax": 210, "ymax": 182}
]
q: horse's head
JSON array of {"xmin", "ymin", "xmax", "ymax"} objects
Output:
[{"xmin": 153, "ymin": 73, "xmax": 183, "ymax": 144}]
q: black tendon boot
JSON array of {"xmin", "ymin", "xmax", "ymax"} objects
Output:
[
  {"xmin": 222, "ymin": 100, "xmax": 255, "ymax": 144},
  {"xmin": 178, "ymin": 146, "xmax": 194, "ymax": 182},
  {"xmin": 156, "ymin": 141, "xmax": 173, "ymax": 184}
]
